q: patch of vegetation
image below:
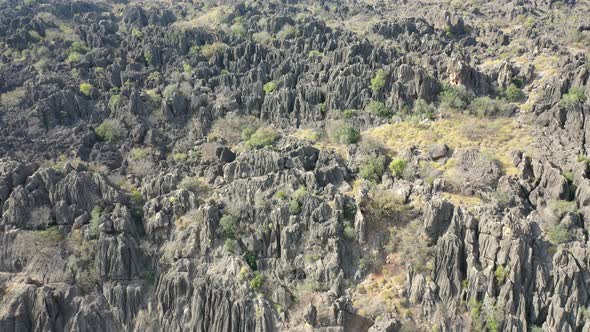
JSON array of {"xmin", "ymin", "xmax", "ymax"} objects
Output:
[
  {"xmin": 342, "ymin": 109, "xmax": 356, "ymax": 119},
  {"xmin": 494, "ymin": 265, "xmax": 507, "ymax": 284},
  {"xmin": 548, "ymin": 200, "xmax": 577, "ymax": 218},
  {"xmin": 276, "ymin": 24, "xmax": 296, "ymax": 39},
  {"xmin": 89, "ymin": 206, "xmax": 102, "ymax": 237},
  {"xmin": 439, "ymin": 84, "xmax": 470, "ymax": 111},
  {"xmin": 252, "ymin": 31, "xmax": 272, "ymax": 44},
  {"xmin": 67, "ymin": 51, "xmax": 82, "ymax": 63},
  {"xmin": 547, "ymin": 224, "xmax": 570, "ymax": 245},
  {"xmin": 95, "ymin": 119, "xmax": 126, "ymax": 143},
  {"xmin": 109, "ymin": 94, "xmax": 121, "ymax": 110},
  {"xmin": 130, "ymin": 147, "xmax": 149, "ymax": 161},
  {"xmin": 389, "ymin": 159, "xmax": 407, "ymax": 178},
  {"xmin": 224, "ymin": 238, "xmax": 237, "ymax": 253},
  {"xmin": 308, "ymin": 50, "xmax": 323, "ymax": 58},
  {"xmin": 230, "ymin": 22, "xmax": 246, "ymax": 36},
  {"xmin": 469, "ymin": 97, "xmax": 508, "ymax": 117},
  {"xmin": 244, "ymin": 251, "xmax": 258, "ymax": 270},
  {"xmin": 370, "ymin": 69, "xmax": 386, "ymax": 94},
  {"xmin": 209, "ymin": 114, "xmax": 261, "ymax": 144},
  {"xmin": 289, "ymin": 186, "xmax": 307, "ymax": 215},
  {"xmin": 263, "ymin": 81, "xmax": 277, "ymax": 94},
  {"xmin": 328, "ymin": 123, "xmax": 360, "ymax": 144},
  {"xmin": 367, "ymin": 189, "xmax": 413, "ymax": 224},
  {"xmin": 246, "ymin": 127, "xmax": 279, "ymax": 148},
  {"xmin": 249, "ymin": 272, "xmax": 264, "ymax": 291},
  {"xmin": 359, "ymin": 156, "xmax": 386, "ymax": 183},
  {"xmin": 366, "ymin": 101, "xmax": 392, "ymax": 118},
  {"xmin": 201, "ymin": 42, "xmax": 228, "ymax": 58},
  {"xmin": 505, "ymin": 83, "xmax": 525, "ymax": 102},
  {"xmin": 79, "ymin": 83, "xmax": 93, "ymax": 97},
  {"xmin": 219, "ymin": 214, "xmax": 239, "ymax": 239},
  {"xmin": 560, "ymin": 87, "xmax": 587, "ymax": 109},
  {"xmin": 178, "ymin": 177, "xmax": 205, "ymax": 193},
  {"xmin": 411, "ymin": 99, "xmax": 436, "ymax": 120}
]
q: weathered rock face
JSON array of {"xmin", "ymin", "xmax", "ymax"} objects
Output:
[{"xmin": 1, "ymin": 0, "xmax": 590, "ymax": 331}]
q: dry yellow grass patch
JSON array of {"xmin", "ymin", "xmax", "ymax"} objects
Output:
[
  {"xmin": 364, "ymin": 114, "xmax": 533, "ymax": 161},
  {"xmin": 442, "ymin": 192, "xmax": 483, "ymax": 207}
]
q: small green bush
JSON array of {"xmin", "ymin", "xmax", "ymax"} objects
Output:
[
  {"xmin": 344, "ymin": 224, "xmax": 356, "ymax": 240},
  {"xmin": 95, "ymin": 119, "xmax": 126, "ymax": 142},
  {"xmin": 224, "ymin": 238, "xmax": 237, "ymax": 253},
  {"xmin": 289, "ymin": 199, "xmax": 302, "ymax": 214},
  {"xmin": 220, "ymin": 214, "xmax": 239, "ymax": 239},
  {"xmin": 109, "ymin": 94, "xmax": 121, "ymax": 110},
  {"xmin": 359, "ymin": 156, "xmax": 386, "ymax": 183},
  {"xmin": 308, "ymin": 50, "xmax": 323, "ymax": 58},
  {"xmin": 70, "ymin": 41, "xmax": 88, "ymax": 54},
  {"xmin": 246, "ymin": 127, "xmax": 279, "ymax": 148},
  {"xmin": 178, "ymin": 177, "xmax": 202, "ymax": 193},
  {"xmin": 67, "ymin": 51, "xmax": 82, "ymax": 63},
  {"xmin": 249, "ymin": 272, "xmax": 264, "ymax": 290},
  {"xmin": 79, "ymin": 83, "xmax": 93, "ymax": 97},
  {"xmin": 89, "ymin": 206, "xmax": 102, "ymax": 237},
  {"xmin": 412, "ymin": 99, "xmax": 435, "ymax": 119},
  {"xmin": 505, "ymin": 83, "xmax": 525, "ymax": 102},
  {"xmin": 329, "ymin": 124, "xmax": 360, "ymax": 144},
  {"xmin": 289, "ymin": 186, "xmax": 307, "ymax": 215},
  {"xmin": 389, "ymin": 159, "xmax": 407, "ymax": 177},
  {"xmin": 548, "ymin": 200, "xmax": 577, "ymax": 218},
  {"xmin": 144, "ymin": 50, "xmax": 153, "ymax": 65},
  {"xmin": 263, "ymin": 81, "xmax": 277, "ymax": 94},
  {"xmin": 439, "ymin": 84, "xmax": 470, "ymax": 111},
  {"xmin": 276, "ymin": 24, "xmax": 296, "ymax": 39},
  {"xmin": 494, "ymin": 265, "xmax": 507, "ymax": 284},
  {"xmin": 201, "ymin": 42, "xmax": 228, "ymax": 58},
  {"xmin": 547, "ymin": 224, "xmax": 570, "ymax": 245},
  {"xmin": 371, "ymin": 69, "xmax": 386, "ymax": 94},
  {"xmin": 366, "ymin": 101, "xmax": 392, "ymax": 117},
  {"xmin": 560, "ymin": 87, "xmax": 587, "ymax": 109},
  {"xmin": 469, "ymin": 97, "xmax": 508, "ymax": 117},
  {"xmin": 342, "ymin": 109, "xmax": 356, "ymax": 119},
  {"xmin": 230, "ymin": 23, "xmax": 246, "ymax": 36},
  {"xmin": 244, "ymin": 251, "xmax": 257, "ymax": 270}
]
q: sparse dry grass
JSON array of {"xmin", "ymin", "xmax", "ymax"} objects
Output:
[
  {"xmin": 0, "ymin": 87, "xmax": 25, "ymax": 107},
  {"xmin": 364, "ymin": 114, "xmax": 533, "ymax": 166}
]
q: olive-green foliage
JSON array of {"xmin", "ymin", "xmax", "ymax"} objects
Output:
[
  {"xmin": 144, "ymin": 50, "xmax": 154, "ymax": 65},
  {"xmin": 494, "ymin": 265, "xmax": 507, "ymax": 284},
  {"xmin": 230, "ymin": 22, "xmax": 246, "ymax": 36},
  {"xmin": 79, "ymin": 83, "xmax": 93, "ymax": 97},
  {"xmin": 201, "ymin": 42, "xmax": 228, "ymax": 58},
  {"xmin": 368, "ymin": 189, "xmax": 413, "ymax": 223},
  {"xmin": 411, "ymin": 99, "xmax": 436, "ymax": 120},
  {"xmin": 109, "ymin": 94, "xmax": 121, "ymax": 110},
  {"xmin": 67, "ymin": 51, "xmax": 82, "ymax": 63},
  {"xmin": 547, "ymin": 224, "xmax": 570, "ymax": 245},
  {"xmin": 366, "ymin": 101, "xmax": 392, "ymax": 117},
  {"xmin": 33, "ymin": 227, "xmax": 63, "ymax": 243},
  {"xmin": 560, "ymin": 87, "xmax": 587, "ymax": 109},
  {"xmin": 469, "ymin": 97, "xmax": 508, "ymax": 117},
  {"xmin": 209, "ymin": 114, "xmax": 261, "ymax": 144},
  {"xmin": 89, "ymin": 206, "xmax": 102, "ymax": 237},
  {"xmin": 263, "ymin": 81, "xmax": 277, "ymax": 94},
  {"xmin": 219, "ymin": 214, "xmax": 239, "ymax": 239},
  {"xmin": 244, "ymin": 251, "xmax": 257, "ymax": 270},
  {"xmin": 276, "ymin": 24, "xmax": 296, "ymax": 39},
  {"xmin": 389, "ymin": 159, "xmax": 407, "ymax": 177},
  {"xmin": 342, "ymin": 109, "xmax": 356, "ymax": 119},
  {"xmin": 70, "ymin": 41, "xmax": 88, "ymax": 54},
  {"xmin": 224, "ymin": 238, "xmax": 237, "ymax": 253},
  {"xmin": 95, "ymin": 119, "xmax": 126, "ymax": 142},
  {"xmin": 308, "ymin": 50, "xmax": 323, "ymax": 58},
  {"xmin": 178, "ymin": 177, "xmax": 202, "ymax": 193},
  {"xmin": 131, "ymin": 28, "xmax": 143, "ymax": 38},
  {"xmin": 329, "ymin": 123, "xmax": 360, "ymax": 144},
  {"xmin": 249, "ymin": 272, "xmax": 264, "ymax": 290},
  {"xmin": 246, "ymin": 127, "xmax": 279, "ymax": 148},
  {"xmin": 130, "ymin": 147, "xmax": 149, "ymax": 161},
  {"xmin": 386, "ymin": 220, "xmax": 432, "ymax": 273},
  {"xmin": 359, "ymin": 156, "xmax": 386, "ymax": 183},
  {"xmin": 371, "ymin": 69, "xmax": 386, "ymax": 94},
  {"xmin": 548, "ymin": 200, "xmax": 577, "ymax": 218},
  {"xmin": 439, "ymin": 84, "xmax": 470, "ymax": 111},
  {"xmin": 182, "ymin": 62, "xmax": 192, "ymax": 74},
  {"xmin": 505, "ymin": 83, "xmax": 525, "ymax": 102},
  {"xmin": 343, "ymin": 224, "xmax": 356, "ymax": 240},
  {"xmin": 289, "ymin": 186, "xmax": 307, "ymax": 215}
]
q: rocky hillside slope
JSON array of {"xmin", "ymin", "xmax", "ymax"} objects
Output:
[{"xmin": 1, "ymin": 0, "xmax": 590, "ymax": 331}]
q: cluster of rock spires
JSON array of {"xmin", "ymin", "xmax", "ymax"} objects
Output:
[{"xmin": 0, "ymin": 0, "xmax": 590, "ymax": 331}]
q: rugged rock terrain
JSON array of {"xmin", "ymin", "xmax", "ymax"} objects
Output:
[{"xmin": 1, "ymin": 0, "xmax": 590, "ymax": 331}]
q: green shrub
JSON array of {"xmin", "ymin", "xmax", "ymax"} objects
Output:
[
  {"xmin": 276, "ymin": 24, "xmax": 296, "ymax": 39},
  {"xmin": 389, "ymin": 159, "xmax": 407, "ymax": 177},
  {"xmin": 209, "ymin": 114, "xmax": 260, "ymax": 144},
  {"xmin": 244, "ymin": 251, "xmax": 257, "ymax": 270},
  {"xmin": 308, "ymin": 50, "xmax": 323, "ymax": 58},
  {"xmin": 230, "ymin": 23, "xmax": 246, "ymax": 36},
  {"xmin": 342, "ymin": 109, "xmax": 356, "ymax": 119},
  {"xmin": 366, "ymin": 101, "xmax": 392, "ymax": 117},
  {"xmin": 131, "ymin": 28, "xmax": 143, "ymax": 38},
  {"xmin": 95, "ymin": 119, "xmax": 126, "ymax": 142},
  {"xmin": 547, "ymin": 224, "xmax": 570, "ymax": 245},
  {"xmin": 344, "ymin": 224, "xmax": 356, "ymax": 240},
  {"xmin": 548, "ymin": 200, "xmax": 577, "ymax": 218},
  {"xmin": 246, "ymin": 127, "xmax": 279, "ymax": 148},
  {"xmin": 359, "ymin": 156, "xmax": 386, "ymax": 183},
  {"xmin": 142, "ymin": 270, "xmax": 156, "ymax": 286},
  {"xmin": 289, "ymin": 186, "xmax": 307, "ymax": 215},
  {"xmin": 289, "ymin": 199, "xmax": 302, "ymax": 214},
  {"xmin": 70, "ymin": 41, "xmax": 88, "ymax": 54},
  {"xmin": 201, "ymin": 42, "xmax": 228, "ymax": 58},
  {"xmin": 89, "ymin": 206, "xmax": 102, "ymax": 237},
  {"xmin": 144, "ymin": 50, "xmax": 154, "ymax": 65},
  {"xmin": 249, "ymin": 272, "xmax": 264, "ymax": 290},
  {"xmin": 275, "ymin": 191, "xmax": 287, "ymax": 200},
  {"xmin": 494, "ymin": 265, "xmax": 507, "ymax": 284},
  {"xmin": 329, "ymin": 124, "xmax": 360, "ymax": 144},
  {"xmin": 183, "ymin": 62, "xmax": 192, "ymax": 74},
  {"xmin": 109, "ymin": 94, "xmax": 121, "ymax": 110},
  {"xmin": 439, "ymin": 84, "xmax": 470, "ymax": 111},
  {"xmin": 241, "ymin": 126, "xmax": 256, "ymax": 141},
  {"xmin": 560, "ymin": 87, "xmax": 587, "ymax": 109},
  {"xmin": 371, "ymin": 69, "xmax": 386, "ymax": 94},
  {"xmin": 79, "ymin": 83, "xmax": 93, "ymax": 97},
  {"xmin": 219, "ymin": 214, "xmax": 239, "ymax": 239},
  {"xmin": 469, "ymin": 97, "xmax": 508, "ymax": 116},
  {"xmin": 224, "ymin": 238, "xmax": 237, "ymax": 253},
  {"xmin": 67, "ymin": 51, "xmax": 82, "ymax": 63},
  {"xmin": 172, "ymin": 152, "xmax": 188, "ymax": 163},
  {"xmin": 130, "ymin": 147, "xmax": 149, "ymax": 161},
  {"xmin": 178, "ymin": 177, "xmax": 202, "ymax": 192},
  {"xmin": 505, "ymin": 83, "xmax": 525, "ymax": 102},
  {"xmin": 263, "ymin": 81, "xmax": 277, "ymax": 94},
  {"xmin": 412, "ymin": 99, "xmax": 435, "ymax": 119}
]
